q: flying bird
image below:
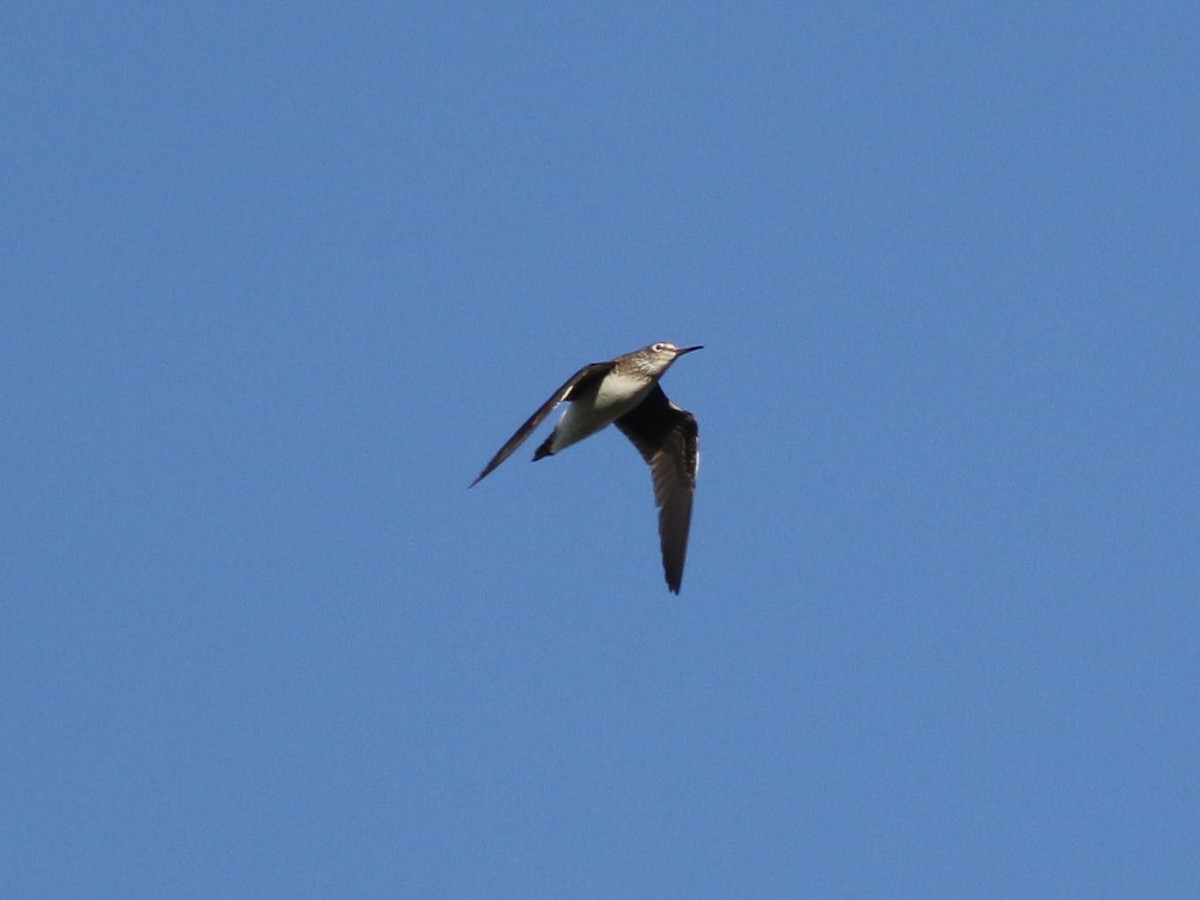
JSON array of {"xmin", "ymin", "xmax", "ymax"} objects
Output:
[{"xmin": 470, "ymin": 342, "xmax": 702, "ymax": 593}]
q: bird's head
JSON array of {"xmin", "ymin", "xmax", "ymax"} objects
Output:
[{"xmin": 639, "ymin": 341, "xmax": 703, "ymax": 375}]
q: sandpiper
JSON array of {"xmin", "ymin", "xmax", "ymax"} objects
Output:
[{"xmin": 470, "ymin": 342, "xmax": 703, "ymax": 593}]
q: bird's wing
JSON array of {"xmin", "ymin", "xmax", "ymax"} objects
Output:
[
  {"xmin": 470, "ymin": 361, "xmax": 615, "ymax": 487},
  {"xmin": 615, "ymin": 384, "xmax": 699, "ymax": 593}
]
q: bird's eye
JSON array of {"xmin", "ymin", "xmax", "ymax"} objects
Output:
[{"xmin": 652, "ymin": 342, "xmax": 667, "ymax": 352}]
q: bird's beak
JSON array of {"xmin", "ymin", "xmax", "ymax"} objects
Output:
[{"xmin": 676, "ymin": 345, "xmax": 704, "ymax": 356}]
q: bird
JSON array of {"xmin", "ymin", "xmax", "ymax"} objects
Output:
[{"xmin": 470, "ymin": 341, "xmax": 702, "ymax": 593}]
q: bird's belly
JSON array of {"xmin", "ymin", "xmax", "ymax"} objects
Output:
[{"xmin": 551, "ymin": 373, "xmax": 652, "ymax": 453}]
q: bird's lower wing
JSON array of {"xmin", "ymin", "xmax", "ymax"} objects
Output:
[{"xmin": 615, "ymin": 385, "xmax": 699, "ymax": 593}]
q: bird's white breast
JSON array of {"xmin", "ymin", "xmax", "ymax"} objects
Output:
[
  {"xmin": 594, "ymin": 370, "xmax": 652, "ymax": 410},
  {"xmin": 550, "ymin": 371, "xmax": 652, "ymax": 454}
]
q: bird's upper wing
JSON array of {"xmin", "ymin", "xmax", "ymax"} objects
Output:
[
  {"xmin": 469, "ymin": 361, "xmax": 615, "ymax": 487},
  {"xmin": 614, "ymin": 384, "xmax": 699, "ymax": 593}
]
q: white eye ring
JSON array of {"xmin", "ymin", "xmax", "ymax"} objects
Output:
[{"xmin": 652, "ymin": 342, "xmax": 668, "ymax": 352}]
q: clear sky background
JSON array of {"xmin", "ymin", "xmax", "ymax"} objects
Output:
[{"xmin": 4, "ymin": 3, "xmax": 1198, "ymax": 897}]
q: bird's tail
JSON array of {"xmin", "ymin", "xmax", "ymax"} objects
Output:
[{"xmin": 533, "ymin": 434, "xmax": 555, "ymax": 460}]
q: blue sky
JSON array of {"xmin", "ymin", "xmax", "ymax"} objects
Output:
[{"xmin": 4, "ymin": 2, "xmax": 1198, "ymax": 897}]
